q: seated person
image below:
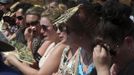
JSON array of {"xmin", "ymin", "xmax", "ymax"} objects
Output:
[{"xmin": 0, "ymin": 37, "xmax": 22, "ymax": 75}]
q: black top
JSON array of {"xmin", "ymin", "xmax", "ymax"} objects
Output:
[
  {"xmin": 16, "ymin": 27, "xmax": 27, "ymax": 45},
  {"xmin": 118, "ymin": 60, "xmax": 134, "ymax": 75}
]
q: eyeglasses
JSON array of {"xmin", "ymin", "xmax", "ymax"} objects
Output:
[
  {"xmin": 26, "ymin": 21, "xmax": 39, "ymax": 27},
  {"xmin": 53, "ymin": 24, "xmax": 68, "ymax": 33},
  {"xmin": 41, "ymin": 25, "xmax": 49, "ymax": 31},
  {"xmin": 16, "ymin": 16, "xmax": 23, "ymax": 20}
]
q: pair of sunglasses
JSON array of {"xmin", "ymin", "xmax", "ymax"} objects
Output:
[
  {"xmin": 16, "ymin": 16, "xmax": 23, "ymax": 20},
  {"xmin": 26, "ymin": 21, "xmax": 39, "ymax": 27},
  {"xmin": 53, "ymin": 24, "xmax": 68, "ymax": 33}
]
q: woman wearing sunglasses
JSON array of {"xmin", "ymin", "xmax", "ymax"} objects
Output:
[
  {"xmin": 5, "ymin": 4, "xmax": 69, "ymax": 75},
  {"xmin": 53, "ymin": 4, "xmax": 101, "ymax": 75}
]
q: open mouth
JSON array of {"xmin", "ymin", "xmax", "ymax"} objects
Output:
[
  {"xmin": 59, "ymin": 36, "xmax": 63, "ymax": 40},
  {"xmin": 43, "ymin": 35, "xmax": 47, "ymax": 38},
  {"xmin": 42, "ymin": 34, "xmax": 48, "ymax": 39}
]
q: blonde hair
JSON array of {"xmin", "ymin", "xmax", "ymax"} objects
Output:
[
  {"xmin": 58, "ymin": 3, "xmax": 67, "ymax": 14},
  {"xmin": 41, "ymin": 4, "xmax": 67, "ymax": 23},
  {"xmin": 26, "ymin": 6, "xmax": 44, "ymax": 18}
]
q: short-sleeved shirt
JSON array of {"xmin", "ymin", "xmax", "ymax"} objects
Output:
[{"xmin": 15, "ymin": 27, "xmax": 27, "ymax": 45}]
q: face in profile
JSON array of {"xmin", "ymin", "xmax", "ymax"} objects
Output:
[
  {"xmin": 15, "ymin": 9, "xmax": 24, "ymax": 26},
  {"xmin": 55, "ymin": 24, "xmax": 68, "ymax": 43},
  {"xmin": 40, "ymin": 17, "xmax": 57, "ymax": 40}
]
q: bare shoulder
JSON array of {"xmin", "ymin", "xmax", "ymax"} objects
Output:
[
  {"xmin": 39, "ymin": 40, "xmax": 53, "ymax": 49},
  {"xmin": 51, "ymin": 43, "xmax": 68, "ymax": 56},
  {"xmin": 42, "ymin": 40, "xmax": 52, "ymax": 45}
]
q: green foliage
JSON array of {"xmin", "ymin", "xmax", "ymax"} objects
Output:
[
  {"xmin": 10, "ymin": 40, "xmax": 25, "ymax": 50},
  {"xmin": 10, "ymin": 41, "xmax": 35, "ymax": 64}
]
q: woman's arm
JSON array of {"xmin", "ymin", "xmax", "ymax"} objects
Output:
[
  {"xmin": 6, "ymin": 55, "xmax": 38, "ymax": 75},
  {"xmin": 38, "ymin": 44, "xmax": 66, "ymax": 75},
  {"xmin": 6, "ymin": 43, "xmax": 66, "ymax": 75},
  {"xmin": 8, "ymin": 33, "xmax": 16, "ymax": 41},
  {"xmin": 37, "ymin": 41, "xmax": 52, "ymax": 56}
]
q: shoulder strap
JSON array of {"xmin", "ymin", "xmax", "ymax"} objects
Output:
[
  {"xmin": 58, "ymin": 45, "xmax": 70, "ymax": 73},
  {"xmin": 74, "ymin": 47, "xmax": 82, "ymax": 75}
]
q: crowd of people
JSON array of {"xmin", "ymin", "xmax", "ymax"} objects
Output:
[{"xmin": 0, "ymin": 0, "xmax": 134, "ymax": 75}]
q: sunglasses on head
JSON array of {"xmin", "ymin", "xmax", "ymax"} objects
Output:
[
  {"xmin": 26, "ymin": 21, "xmax": 39, "ymax": 27},
  {"xmin": 16, "ymin": 16, "xmax": 23, "ymax": 20}
]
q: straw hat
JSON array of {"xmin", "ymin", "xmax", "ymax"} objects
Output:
[{"xmin": 53, "ymin": 4, "xmax": 81, "ymax": 26}]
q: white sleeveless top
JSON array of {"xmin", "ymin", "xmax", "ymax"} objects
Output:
[{"xmin": 39, "ymin": 42, "xmax": 56, "ymax": 68}]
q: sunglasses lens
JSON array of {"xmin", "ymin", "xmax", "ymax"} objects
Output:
[
  {"xmin": 26, "ymin": 21, "xmax": 39, "ymax": 27},
  {"xmin": 31, "ymin": 21, "xmax": 39, "ymax": 26},
  {"xmin": 53, "ymin": 23, "xmax": 69, "ymax": 33},
  {"xmin": 59, "ymin": 25, "xmax": 67, "ymax": 32},
  {"xmin": 16, "ymin": 16, "xmax": 23, "ymax": 20},
  {"xmin": 42, "ymin": 25, "xmax": 47, "ymax": 30},
  {"xmin": 41, "ymin": 25, "xmax": 48, "ymax": 31}
]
